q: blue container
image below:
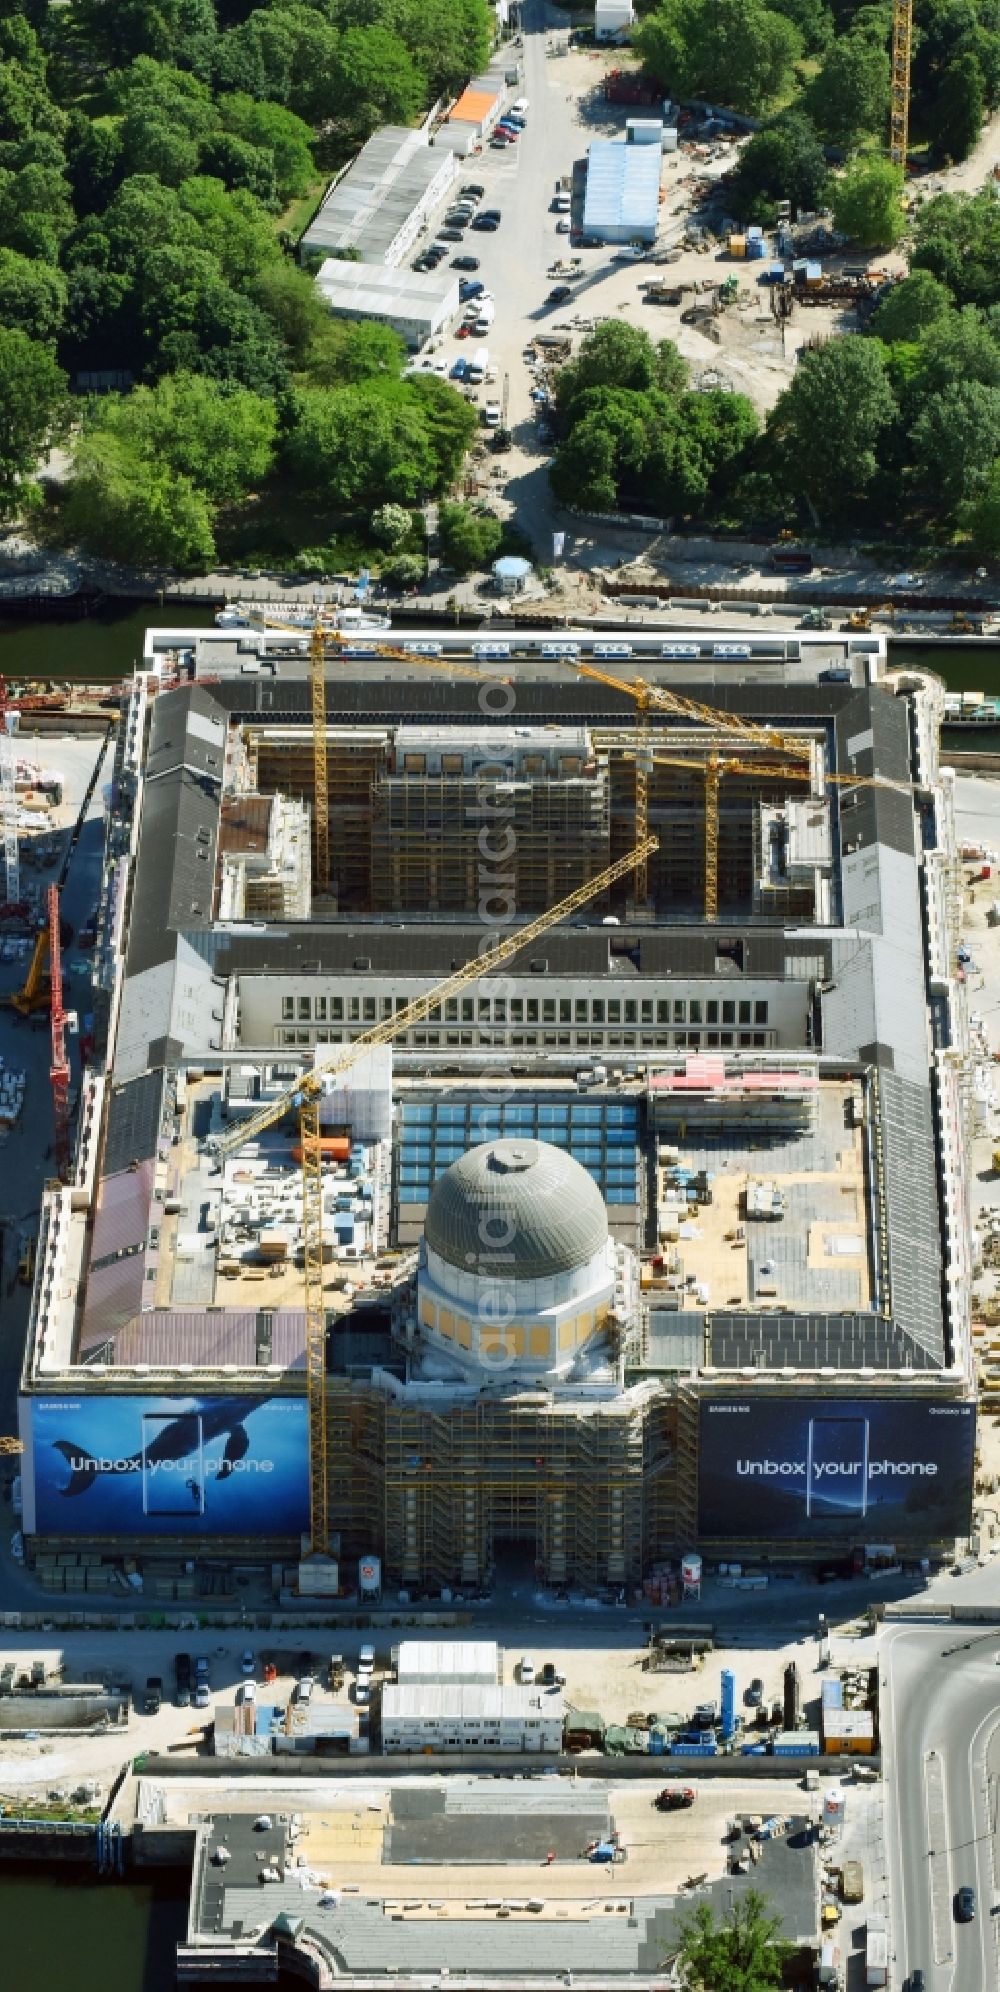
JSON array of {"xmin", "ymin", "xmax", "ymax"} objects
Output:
[
  {"xmin": 747, "ymin": 237, "xmax": 765, "ymax": 260},
  {"xmin": 741, "ymin": 1743, "xmax": 768, "ymax": 1755},
  {"xmin": 649, "ymin": 1730, "xmax": 665, "ymax": 1755},
  {"xmin": 335, "ymin": 1219, "xmax": 355, "ymax": 1244},
  {"xmin": 821, "ymin": 1679, "xmax": 843, "ymax": 1710}
]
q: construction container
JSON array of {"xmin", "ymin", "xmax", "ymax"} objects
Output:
[
  {"xmin": 822, "ymin": 1709, "xmax": 873, "ymax": 1754},
  {"xmin": 747, "ymin": 236, "xmax": 765, "ymax": 260},
  {"xmin": 728, "ymin": 234, "xmax": 746, "ymax": 258},
  {"xmin": 772, "ymin": 1730, "xmax": 819, "ymax": 1756},
  {"xmin": 865, "ymin": 1922, "xmax": 888, "ymax": 1988},
  {"xmin": 821, "ymin": 1678, "xmax": 844, "ymax": 1713},
  {"xmin": 258, "ymin": 1230, "xmax": 289, "ymax": 1262},
  {"xmin": 291, "ymin": 1137, "xmax": 350, "ymax": 1164}
]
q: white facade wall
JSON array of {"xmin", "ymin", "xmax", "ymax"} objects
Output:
[
  {"xmin": 234, "ymin": 972, "xmax": 806, "ymax": 1056},
  {"xmin": 381, "ymin": 1684, "xmax": 563, "ymax": 1752},
  {"xmin": 595, "ymin": 0, "xmax": 635, "ymax": 36}
]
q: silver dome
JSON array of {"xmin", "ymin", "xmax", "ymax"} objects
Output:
[{"xmin": 423, "ymin": 1138, "xmax": 609, "ymax": 1281}]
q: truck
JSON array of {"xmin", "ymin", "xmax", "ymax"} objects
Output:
[
  {"xmin": 467, "ymin": 345, "xmax": 489, "ymax": 385},
  {"xmin": 864, "ymin": 1920, "xmax": 888, "ymax": 1988}
]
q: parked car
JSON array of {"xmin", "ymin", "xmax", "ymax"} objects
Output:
[
  {"xmin": 613, "ymin": 243, "xmax": 647, "ymax": 260},
  {"xmin": 556, "ymin": 218, "xmax": 571, "ymax": 233},
  {"xmin": 358, "ymin": 1644, "xmax": 375, "ymax": 1675},
  {"xmin": 461, "ymin": 182, "xmax": 485, "ymax": 199},
  {"xmin": 438, "ymin": 227, "xmax": 465, "ymax": 241},
  {"xmin": 956, "ymin": 1886, "xmax": 976, "ymax": 1922},
  {"xmin": 490, "ymin": 135, "xmax": 511, "ymax": 148},
  {"xmin": 174, "ymin": 1652, "xmax": 192, "ymax": 1687},
  {"xmin": 354, "ymin": 1680, "xmax": 371, "ymax": 1706},
  {"xmin": 655, "ymin": 1788, "xmax": 696, "ymax": 1811},
  {"xmin": 412, "ymin": 254, "xmax": 434, "ymax": 271},
  {"xmin": 745, "ymin": 1677, "xmax": 764, "ymax": 1707},
  {"xmin": 460, "ymin": 278, "xmax": 485, "ymax": 299},
  {"xmin": 452, "ymin": 255, "xmax": 480, "ymax": 271},
  {"xmin": 483, "ymin": 400, "xmax": 502, "ymax": 426},
  {"xmin": 193, "ymin": 1683, "xmax": 211, "ymax": 1711},
  {"xmin": 241, "ymin": 1649, "xmax": 255, "ymax": 1677},
  {"xmin": 194, "ymin": 1656, "xmax": 209, "ymax": 1681},
  {"xmin": 511, "ymin": 97, "xmax": 529, "ymax": 115},
  {"xmin": 472, "ymin": 211, "xmax": 501, "ymax": 231},
  {"xmin": 548, "ymin": 285, "xmax": 572, "ymax": 304},
  {"xmin": 424, "ymin": 244, "xmax": 447, "ymax": 265},
  {"xmin": 519, "ymin": 1655, "xmax": 536, "ymax": 1684},
  {"xmin": 296, "ymin": 1675, "xmax": 315, "ymax": 1703},
  {"xmin": 450, "ymin": 357, "xmax": 468, "ymax": 379},
  {"xmin": 144, "ymin": 1675, "xmax": 163, "ymax": 1714}
]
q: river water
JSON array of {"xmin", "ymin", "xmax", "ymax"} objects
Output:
[
  {"xmin": 0, "ymin": 603, "xmax": 218, "ymax": 682},
  {"xmin": 0, "ymin": 1865, "xmax": 302, "ymax": 1990}
]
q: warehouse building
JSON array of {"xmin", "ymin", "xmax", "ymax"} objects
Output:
[
  {"xmin": 300, "ymin": 126, "xmax": 455, "ymax": 267},
  {"xmin": 583, "ymin": 138, "xmax": 661, "ymax": 244},
  {"xmin": 16, "ymin": 632, "xmax": 976, "ymax": 1590},
  {"xmin": 314, "ymin": 259, "xmax": 459, "ymax": 349}
]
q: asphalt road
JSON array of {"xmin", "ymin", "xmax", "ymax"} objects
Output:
[{"xmin": 883, "ymin": 1625, "xmax": 1000, "ymax": 1992}]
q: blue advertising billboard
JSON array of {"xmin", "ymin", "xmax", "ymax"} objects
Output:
[
  {"xmin": 698, "ymin": 1396, "xmax": 975, "ymax": 1541},
  {"xmin": 24, "ymin": 1394, "xmax": 309, "ymax": 1537}
]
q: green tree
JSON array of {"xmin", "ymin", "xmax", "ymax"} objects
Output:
[
  {"xmin": 286, "ymin": 381, "xmax": 439, "ymax": 507},
  {"xmin": 831, "ymin": 159, "xmax": 905, "ymax": 248},
  {"xmin": 935, "ymin": 50, "xmax": 985, "ymax": 160},
  {"xmin": 63, "ymin": 430, "xmax": 217, "ymax": 568},
  {"xmin": 0, "ymin": 245, "xmax": 65, "ymax": 340},
  {"xmin": 217, "ymin": 95, "xmax": 314, "ymax": 202},
  {"xmin": 728, "ymin": 112, "xmax": 829, "ymax": 220},
  {"xmin": 635, "ymin": 0, "xmax": 803, "ymax": 116},
  {"xmin": 915, "ymin": 303, "xmax": 1000, "ymax": 391},
  {"xmin": 198, "ymin": 133, "xmax": 278, "ymax": 208},
  {"xmin": 407, "ymin": 374, "xmax": 478, "ymax": 485},
  {"xmin": 909, "ymin": 379, "xmax": 1000, "ymax": 506},
  {"xmin": 806, "ymin": 31, "xmax": 890, "ymax": 145},
  {"xmin": 767, "ymin": 335, "xmax": 898, "ymax": 519},
  {"xmin": 370, "ymin": 500, "xmax": 413, "ymax": 547},
  {"xmin": 329, "ymin": 27, "xmax": 425, "ymax": 136},
  {"xmin": 255, "ymin": 261, "xmax": 333, "ymax": 367},
  {"xmin": 556, "ymin": 322, "xmax": 682, "ymax": 413},
  {"xmin": 84, "ymin": 372, "xmax": 277, "ymax": 504},
  {"xmin": 912, "ymin": 188, "xmax": 1000, "ymax": 306},
  {"xmin": 437, "ymin": 499, "xmax": 502, "ymax": 572},
  {"xmin": 870, "ymin": 268, "xmax": 954, "ymax": 343},
  {"xmin": 676, "ymin": 1887, "xmax": 792, "ymax": 1992},
  {"xmin": 549, "ymin": 416, "xmax": 620, "ymax": 511},
  {"xmin": 0, "ymin": 324, "xmax": 65, "ymax": 513},
  {"xmin": 72, "ymin": 0, "xmax": 217, "ymax": 67},
  {"xmin": 958, "ymin": 455, "xmax": 1000, "ymax": 552}
]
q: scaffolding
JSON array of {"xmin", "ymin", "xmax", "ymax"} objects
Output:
[{"xmin": 327, "ymin": 1388, "xmax": 654, "ymax": 1591}]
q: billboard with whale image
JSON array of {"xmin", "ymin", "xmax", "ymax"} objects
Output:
[
  {"xmin": 22, "ymin": 1394, "xmax": 309, "ymax": 1536},
  {"xmin": 698, "ymin": 1395, "xmax": 975, "ymax": 1541}
]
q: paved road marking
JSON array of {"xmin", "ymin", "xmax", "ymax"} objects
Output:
[{"xmin": 924, "ymin": 1748, "xmax": 953, "ymax": 1966}]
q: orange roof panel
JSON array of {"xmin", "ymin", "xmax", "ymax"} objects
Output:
[{"xmin": 448, "ymin": 87, "xmax": 497, "ymax": 123}]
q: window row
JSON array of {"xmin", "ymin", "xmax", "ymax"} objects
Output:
[
  {"xmin": 281, "ymin": 1029, "xmax": 772, "ymax": 1051},
  {"xmin": 281, "ymin": 993, "xmax": 770, "ymax": 1026}
]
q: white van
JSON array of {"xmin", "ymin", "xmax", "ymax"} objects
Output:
[
  {"xmin": 474, "ymin": 300, "xmax": 496, "ymax": 331},
  {"xmin": 467, "ymin": 345, "xmax": 489, "ymax": 384}
]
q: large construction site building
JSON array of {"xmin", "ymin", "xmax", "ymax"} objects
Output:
[{"xmin": 17, "ymin": 623, "xmax": 976, "ymax": 1593}]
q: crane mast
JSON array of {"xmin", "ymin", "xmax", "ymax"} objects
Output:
[
  {"xmin": 48, "ymin": 884, "xmax": 70, "ymax": 1180},
  {"xmin": 890, "ymin": 0, "xmax": 913, "ymax": 169}
]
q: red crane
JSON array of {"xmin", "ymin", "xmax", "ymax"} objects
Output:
[{"xmin": 48, "ymin": 883, "xmax": 70, "ymax": 1180}]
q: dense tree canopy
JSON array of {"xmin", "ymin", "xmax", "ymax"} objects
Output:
[{"xmin": 550, "ymin": 324, "xmax": 758, "ymax": 520}]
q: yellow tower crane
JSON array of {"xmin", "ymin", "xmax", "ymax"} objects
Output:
[
  {"xmin": 649, "ymin": 749, "xmax": 921, "ymax": 920},
  {"xmin": 213, "ymin": 833, "xmax": 658, "ymax": 1559},
  {"xmin": 890, "ymin": 0, "xmax": 913, "ymax": 169},
  {"xmin": 570, "ymin": 660, "xmax": 812, "ymax": 911}
]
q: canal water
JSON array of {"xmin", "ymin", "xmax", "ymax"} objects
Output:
[
  {"xmin": 0, "ymin": 610, "xmax": 999, "ymax": 691},
  {"xmin": 0, "ymin": 1866, "xmax": 300, "ymax": 1990},
  {"xmin": 0, "ymin": 603, "xmax": 218, "ymax": 682}
]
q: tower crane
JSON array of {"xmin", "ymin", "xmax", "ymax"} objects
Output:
[
  {"xmin": 890, "ymin": 0, "xmax": 913, "ymax": 169},
  {"xmin": 48, "ymin": 883, "xmax": 70, "ymax": 1180},
  {"xmin": 649, "ymin": 748, "xmax": 922, "ymax": 919},
  {"xmin": 569, "ymin": 659, "xmax": 811, "ymax": 910},
  {"xmin": 213, "ymin": 833, "xmax": 658, "ymax": 1559}
]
